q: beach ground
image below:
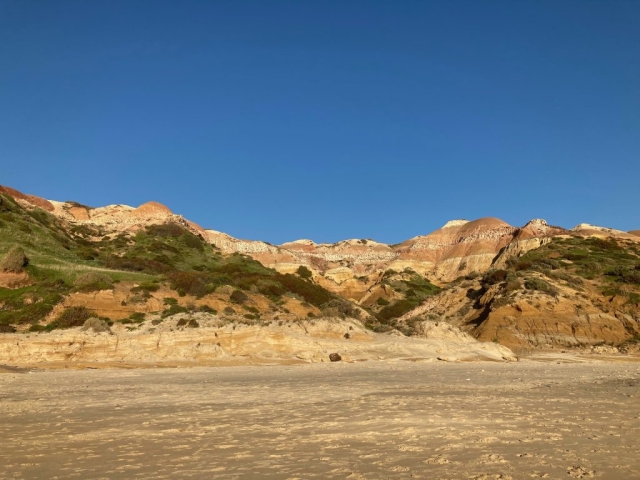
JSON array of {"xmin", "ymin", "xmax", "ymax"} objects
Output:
[{"xmin": 1, "ymin": 355, "xmax": 639, "ymax": 479}]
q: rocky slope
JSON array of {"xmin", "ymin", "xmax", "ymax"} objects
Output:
[
  {"xmin": 397, "ymin": 235, "xmax": 640, "ymax": 352},
  {"xmin": 1, "ymin": 185, "xmax": 639, "ymax": 357},
  {"xmin": 5, "ymin": 186, "xmax": 637, "ymax": 296},
  {"xmin": 0, "ymin": 316, "xmax": 515, "ymax": 367}
]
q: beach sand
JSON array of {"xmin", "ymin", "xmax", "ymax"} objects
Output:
[{"xmin": 1, "ymin": 355, "xmax": 639, "ymax": 479}]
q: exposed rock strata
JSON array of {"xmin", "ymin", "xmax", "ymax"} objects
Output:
[{"xmin": 0, "ymin": 317, "xmax": 515, "ymax": 366}]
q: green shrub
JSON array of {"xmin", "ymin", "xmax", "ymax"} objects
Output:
[
  {"xmin": 198, "ymin": 305, "xmax": 217, "ymax": 314},
  {"xmin": 146, "ymin": 223, "xmax": 185, "ymax": 238},
  {"xmin": 167, "ymin": 271, "xmax": 215, "ymax": 298},
  {"xmin": 277, "ymin": 273, "xmax": 332, "ymax": 307},
  {"xmin": 130, "ymin": 281, "xmax": 160, "ymax": 293},
  {"xmin": 296, "ymin": 266, "xmax": 313, "ymax": 279},
  {"xmin": 81, "ymin": 317, "xmax": 111, "ymax": 333},
  {"xmin": 482, "ymin": 269, "xmax": 508, "ymax": 286},
  {"xmin": 230, "ymin": 289, "xmax": 249, "ymax": 304},
  {"xmin": 46, "ymin": 306, "xmax": 91, "ymax": 330},
  {"xmin": 129, "ymin": 312, "xmax": 146, "ymax": 323},
  {"xmin": 524, "ymin": 278, "xmax": 558, "ymax": 296},
  {"xmin": 320, "ymin": 298, "xmax": 361, "ymax": 319},
  {"xmin": 0, "ymin": 246, "xmax": 29, "ymax": 272},
  {"xmin": 104, "ymin": 255, "xmax": 171, "ymax": 274},
  {"xmin": 491, "ymin": 296, "xmax": 511, "ymax": 310},
  {"xmin": 605, "ymin": 266, "xmax": 640, "ymax": 285},
  {"xmin": 376, "ymin": 297, "xmax": 390, "ymax": 306},
  {"xmin": 161, "ymin": 304, "xmax": 188, "ymax": 318},
  {"xmin": 73, "ymin": 272, "xmax": 113, "ymax": 292},
  {"xmin": 180, "ymin": 232, "xmax": 204, "ymax": 251},
  {"xmin": 505, "ymin": 279, "xmax": 522, "ymax": 292},
  {"xmin": 377, "ymin": 299, "xmax": 418, "ymax": 322}
]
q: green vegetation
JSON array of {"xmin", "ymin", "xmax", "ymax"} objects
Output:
[
  {"xmin": 73, "ymin": 272, "xmax": 114, "ymax": 292},
  {"xmin": 0, "ymin": 193, "xmax": 357, "ymax": 331},
  {"xmin": 470, "ymin": 236, "xmax": 640, "ymax": 315},
  {"xmin": 45, "ymin": 307, "xmax": 91, "ymax": 331},
  {"xmin": 0, "ymin": 246, "xmax": 29, "ymax": 272},
  {"xmin": 365, "ymin": 270, "xmax": 441, "ymax": 330},
  {"xmin": 510, "ymin": 236, "xmax": 640, "ymax": 298},
  {"xmin": 230, "ymin": 289, "xmax": 249, "ymax": 304},
  {"xmin": 296, "ymin": 265, "xmax": 312, "ymax": 279}
]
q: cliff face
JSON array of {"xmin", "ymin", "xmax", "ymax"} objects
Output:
[
  {"xmin": 203, "ymin": 218, "xmax": 581, "ymax": 300},
  {"xmin": 0, "ymin": 316, "xmax": 516, "ymax": 366},
  {"xmin": 2, "ymin": 185, "xmax": 639, "ymax": 354},
  {"xmin": 3, "ymin": 185, "xmax": 637, "ymax": 306},
  {"xmin": 47, "ymin": 199, "xmax": 206, "ymax": 237}
]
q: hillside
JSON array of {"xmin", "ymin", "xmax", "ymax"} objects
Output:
[
  {"xmin": 0, "ymin": 190, "xmax": 361, "ymax": 336},
  {"xmin": 398, "ymin": 236, "xmax": 640, "ymax": 351},
  {"xmin": 1, "ymin": 185, "xmax": 639, "ymax": 355}
]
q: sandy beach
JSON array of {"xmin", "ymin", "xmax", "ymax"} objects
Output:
[{"xmin": 1, "ymin": 355, "xmax": 639, "ymax": 479}]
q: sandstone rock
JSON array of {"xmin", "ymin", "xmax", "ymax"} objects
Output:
[
  {"xmin": 572, "ymin": 223, "xmax": 640, "ymax": 240},
  {"xmin": 0, "ymin": 317, "xmax": 516, "ymax": 366},
  {"xmin": 0, "ymin": 185, "xmax": 54, "ymax": 211}
]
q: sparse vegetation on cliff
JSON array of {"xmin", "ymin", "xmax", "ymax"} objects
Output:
[
  {"xmin": 0, "ymin": 193, "xmax": 357, "ymax": 331},
  {"xmin": 0, "ymin": 246, "xmax": 29, "ymax": 272}
]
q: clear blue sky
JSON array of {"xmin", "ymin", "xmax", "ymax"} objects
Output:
[{"xmin": 1, "ymin": 1, "xmax": 638, "ymax": 244}]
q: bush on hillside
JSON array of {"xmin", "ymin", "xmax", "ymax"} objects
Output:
[
  {"xmin": 167, "ymin": 271, "xmax": 214, "ymax": 298},
  {"xmin": 377, "ymin": 299, "xmax": 419, "ymax": 322},
  {"xmin": 482, "ymin": 269, "xmax": 508, "ymax": 286},
  {"xmin": 296, "ymin": 265, "xmax": 313, "ymax": 279},
  {"xmin": 104, "ymin": 254, "xmax": 172, "ymax": 274},
  {"xmin": 146, "ymin": 223, "xmax": 185, "ymax": 238},
  {"xmin": 524, "ymin": 278, "xmax": 558, "ymax": 296},
  {"xmin": 46, "ymin": 307, "xmax": 91, "ymax": 330},
  {"xmin": 0, "ymin": 246, "xmax": 29, "ymax": 272},
  {"xmin": 180, "ymin": 232, "xmax": 205, "ymax": 251},
  {"xmin": 73, "ymin": 272, "xmax": 114, "ymax": 291},
  {"xmin": 81, "ymin": 317, "xmax": 112, "ymax": 333},
  {"xmin": 230, "ymin": 289, "xmax": 249, "ymax": 304},
  {"xmin": 277, "ymin": 273, "xmax": 332, "ymax": 307}
]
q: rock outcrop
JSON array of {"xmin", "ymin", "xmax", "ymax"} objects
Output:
[
  {"xmin": 0, "ymin": 316, "xmax": 516, "ymax": 366},
  {"xmin": 2, "ymin": 184, "xmax": 639, "ymax": 357},
  {"xmin": 572, "ymin": 223, "xmax": 640, "ymax": 240},
  {"xmin": 3, "ymin": 184, "xmax": 638, "ymax": 305}
]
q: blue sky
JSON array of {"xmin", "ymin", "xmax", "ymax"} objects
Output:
[{"xmin": 1, "ymin": 1, "xmax": 638, "ymax": 244}]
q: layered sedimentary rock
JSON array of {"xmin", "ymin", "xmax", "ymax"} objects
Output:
[
  {"xmin": 2, "ymin": 185, "xmax": 638, "ymax": 304},
  {"xmin": 572, "ymin": 223, "xmax": 640, "ymax": 240},
  {"xmin": 47, "ymin": 199, "xmax": 206, "ymax": 237},
  {"xmin": 0, "ymin": 316, "xmax": 515, "ymax": 366}
]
